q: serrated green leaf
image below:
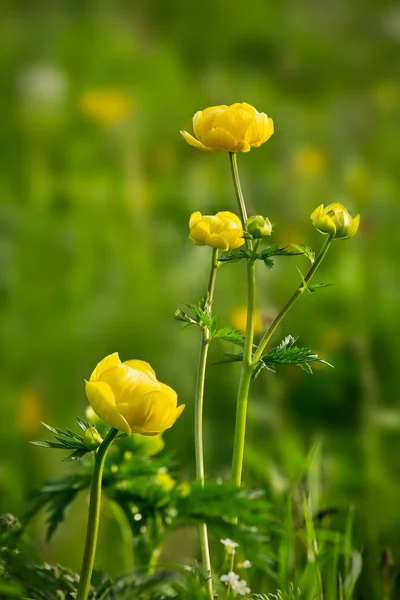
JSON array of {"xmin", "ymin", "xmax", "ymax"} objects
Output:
[
  {"xmin": 291, "ymin": 243, "xmax": 315, "ymax": 264},
  {"xmin": 260, "ymin": 335, "xmax": 333, "ymax": 375},
  {"xmin": 213, "ymin": 327, "xmax": 245, "ymax": 346}
]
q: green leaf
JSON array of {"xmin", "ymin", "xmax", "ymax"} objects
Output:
[
  {"xmin": 291, "ymin": 243, "xmax": 315, "ymax": 264},
  {"xmin": 259, "ymin": 335, "xmax": 333, "ymax": 375},
  {"xmin": 307, "ymin": 282, "xmax": 333, "ymax": 293},
  {"xmin": 213, "ymin": 327, "xmax": 245, "ymax": 346},
  {"xmin": 218, "ymin": 249, "xmax": 249, "ymax": 264},
  {"xmin": 76, "ymin": 417, "xmax": 92, "ymax": 431},
  {"xmin": 212, "ymin": 352, "xmax": 244, "ymax": 364}
]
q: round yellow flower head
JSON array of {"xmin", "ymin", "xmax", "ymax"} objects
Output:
[
  {"xmin": 245, "ymin": 215, "xmax": 272, "ymax": 238},
  {"xmin": 85, "ymin": 353, "xmax": 185, "ymax": 436},
  {"xmin": 181, "ymin": 103, "xmax": 274, "ymax": 152},
  {"xmin": 311, "ymin": 203, "xmax": 360, "ymax": 240},
  {"xmin": 189, "ymin": 211, "xmax": 245, "ymax": 251}
]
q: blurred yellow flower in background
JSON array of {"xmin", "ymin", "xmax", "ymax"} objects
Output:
[
  {"xmin": 19, "ymin": 388, "xmax": 43, "ymax": 434},
  {"xmin": 155, "ymin": 470, "xmax": 176, "ymax": 491},
  {"xmin": 293, "ymin": 146, "xmax": 327, "ymax": 176},
  {"xmin": 231, "ymin": 306, "xmax": 263, "ymax": 335},
  {"xmin": 85, "ymin": 353, "xmax": 185, "ymax": 435},
  {"xmin": 189, "ymin": 211, "xmax": 244, "ymax": 250},
  {"xmin": 181, "ymin": 102, "xmax": 274, "ymax": 152},
  {"xmin": 80, "ymin": 90, "xmax": 132, "ymax": 124},
  {"xmin": 311, "ymin": 202, "xmax": 360, "ymax": 240}
]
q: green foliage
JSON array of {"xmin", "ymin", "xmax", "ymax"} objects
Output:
[
  {"xmin": 30, "ymin": 419, "xmax": 100, "ymax": 461},
  {"xmin": 176, "ymin": 300, "xmax": 245, "ymax": 346},
  {"xmin": 218, "ymin": 246, "xmax": 305, "ymax": 269},
  {"xmin": 290, "ymin": 244, "xmax": 315, "ymax": 265},
  {"xmin": 259, "ymin": 335, "xmax": 333, "ymax": 375}
]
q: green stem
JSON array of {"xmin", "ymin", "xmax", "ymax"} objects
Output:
[
  {"xmin": 252, "ymin": 235, "xmax": 333, "ymax": 365},
  {"xmin": 194, "ymin": 247, "xmax": 219, "ymax": 598},
  {"xmin": 229, "ymin": 152, "xmax": 252, "ymax": 251},
  {"xmin": 76, "ymin": 427, "xmax": 119, "ymax": 600},
  {"xmin": 231, "ymin": 259, "xmax": 256, "ymax": 486}
]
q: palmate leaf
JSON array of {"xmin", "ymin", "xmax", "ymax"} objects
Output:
[{"xmin": 260, "ymin": 335, "xmax": 333, "ymax": 375}]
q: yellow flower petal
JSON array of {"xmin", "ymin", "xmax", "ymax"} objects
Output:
[
  {"xmin": 189, "ymin": 211, "xmax": 203, "ymax": 229},
  {"xmin": 213, "ymin": 107, "xmax": 254, "ymax": 140},
  {"xmin": 221, "ymin": 229, "xmax": 244, "ymax": 249},
  {"xmin": 208, "ymin": 233, "xmax": 230, "ymax": 250},
  {"xmin": 123, "ymin": 360, "xmax": 156, "ymax": 380},
  {"xmin": 89, "ymin": 352, "xmax": 121, "ymax": 382},
  {"xmin": 134, "ymin": 384, "xmax": 184, "ymax": 435},
  {"xmin": 230, "ymin": 102, "xmax": 258, "ymax": 116},
  {"xmin": 100, "ymin": 364, "xmax": 159, "ymax": 406},
  {"xmin": 193, "ymin": 106, "xmax": 228, "ymax": 138},
  {"xmin": 180, "ymin": 130, "xmax": 213, "ymax": 151},
  {"xmin": 85, "ymin": 380, "xmax": 131, "ymax": 434},
  {"xmin": 189, "ymin": 220, "xmax": 212, "ymax": 245},
  {"xmin": 201, "ymin": 127, "xmax": 243, "ymax": 152}
]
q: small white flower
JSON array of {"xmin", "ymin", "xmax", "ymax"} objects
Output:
[
  {"xmin": 233, "ymin": 578, "xmax": 251, "ymax": 596},
  {"xmin": 241, "ymin": 559, "xmax": 252, "ymax": 569},
  {"xmin": 221, "ymin": 571, "xmax": 240, "ymax": 586},
  {"xmin": 220, "ymin": 538, "xmax": 239, "ymax": 555}
]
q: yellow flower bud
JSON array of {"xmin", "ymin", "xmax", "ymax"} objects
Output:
[
  {"xmin": 83, "ymin": 427, "xmax": 103, "ymax": 450},
  {"xmin": 245, "ymin": 215, "xmax": 272, "ymax": 238},
  {"xmin": 189, "ymin": 211, "xmax": 244, "ymax": 251},
  {"xmin": 181, "ymin": 103, "xmax": 274, "ymax": 153},
  {"xmin": 85, "ymin": 353, "xmax": 185, "ymax": 436},
  {"xmin": 311, "ymin": 203, "xmax": 360, "ymax": 240}
]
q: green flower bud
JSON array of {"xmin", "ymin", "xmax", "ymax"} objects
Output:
[
  {"xmin": 245, "ymin": 215, "xmax": 272, "ymax": 238},
  {"xmin": 311, "ymin": 203, "xmax": 360, "ymax": 240},
  {"xmin": 83, "ymin": 427, "xmax": 103, "ymax": 450}
]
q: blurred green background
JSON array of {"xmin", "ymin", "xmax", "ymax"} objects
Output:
[{"xmin": 1, "ymin": 0, "xmax": 399, "ymax": 596}]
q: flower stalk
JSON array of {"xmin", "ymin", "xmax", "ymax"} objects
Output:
[
  {"xmin": 76, "ymin": 427, "xmax": 119, "ymax": 600},
  {"xmin": 252, "ymin": 234, "xmax": 333, "ymax": 365},
  {"xmin": 194, "ymin": 246, "xmax": 219, "ymax": 598}
]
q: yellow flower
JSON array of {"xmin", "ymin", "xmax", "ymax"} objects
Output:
[
  {"xmin": 311, "ymin": 203, "xmax": 360, "ymax": 240},
  {"xmin": 19, "ymin": 388, "xmax": 43, "ymax": 434},
  {"xmin": 189, "ymin": 211, "xmax": 244, "ymax": 250},
  {"xmin": 85, "ymin": 353, "xmax": 184, "ymax": 436},
  {"xmin": 181, "ymin": 103, "xmax": 274, "ymax": 152},
  {"xmin": 80, "ymin": 90, "xmax": 132, "ymax": 125}
]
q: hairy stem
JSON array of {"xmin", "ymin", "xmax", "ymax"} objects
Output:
[
  {"xmin": 194, "ymin": 246, "xmax": 219, "ymax": 598},
  {"xmin": 252, "ymin": 235, "xmax": 333, "ymax": 365},
  {"xmin": 77, "ymin": 427, "xmax": 119, "ymax": 600}
]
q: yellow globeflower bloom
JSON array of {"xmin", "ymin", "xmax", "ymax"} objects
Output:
[
  {"xmin": 311, "ymin": 202, "xmax": 360, "ymax": 240},
  {"xmin": 85, "ymin": 353, "xmax": 184, "ymax": 436},
  {"xmin": 181, "ymin": 103, "xmax": 274, "ymax": 152},
  {"xmin": 80, "ymin": 90, "xmax": 132, "ymax": 125},
  {"xmin": 189, "ymin": 211, "xmax": 245, "ymax": 251}
]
